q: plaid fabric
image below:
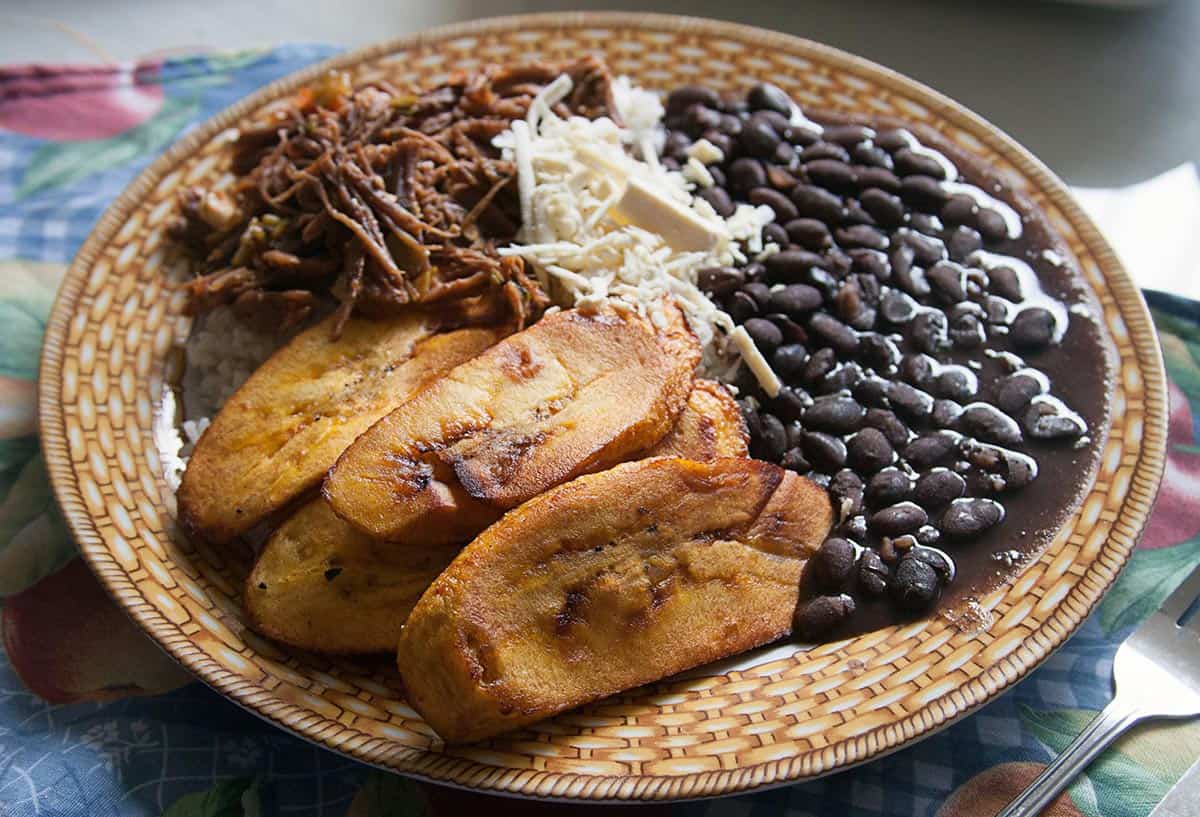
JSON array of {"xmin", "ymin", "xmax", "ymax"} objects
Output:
[{"xmin": 1, "ymin": 44, "xmax": 1197, "ymax": 817}]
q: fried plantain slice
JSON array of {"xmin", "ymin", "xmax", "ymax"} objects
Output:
[
  {"xmin": 396, "ymin": 457, "xmax": 832, "ymax": 743},
  {"xmin": 178, "ymin": 313, "xmax": 503, "ymax": 544},
  {"xmin": 324, "ymin": 306, "xmax": 700, "ymax": 544},
  {"xmin": 245, "ymin": 500, "xmax": 458, "ymax": 654},
  {"xmin": 643, "ymin": 379, "xmax": 747, "ymax": 459}
]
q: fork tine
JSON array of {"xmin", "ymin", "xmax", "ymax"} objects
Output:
[{"xmin": 1159, "ymin": 564, "xmax": 1200, "ymax": 625}]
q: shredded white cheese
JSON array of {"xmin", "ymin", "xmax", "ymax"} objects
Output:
[{"xmin": 494, "ymin": 75, "xmax": 780, "ymax": 394}]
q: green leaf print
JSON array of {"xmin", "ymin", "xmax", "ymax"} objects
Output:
[
  {"xmin": 1098, "ymin": 537, "xmax": 1200, "ymax": 634},
  {"xmin": 0, "ymin": 292, "xmax": 53, "ymax": 381},
  {"xmin": 17, "ymin": 96, "xmax": 200, "ymax": 199},
  {"xmin": 161, "ymin": 777, "xmax": 258, "ymax": 817},
  {"xmin": 1020, "ymin": 706, "xmax": 1166, "ymax": 817},
  {"xmin": 0, "ymin": 453, "xmax": 74, "ymax": 596}
]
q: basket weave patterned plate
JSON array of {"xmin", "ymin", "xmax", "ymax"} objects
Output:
[{"xmin": 39, "ymin": 12, "xmax": 1167, "ymax": 801}]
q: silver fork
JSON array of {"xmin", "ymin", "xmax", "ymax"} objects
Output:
[{"xmin": 998, "ymin": 565, "xmax": 1200, "ymax": 817}]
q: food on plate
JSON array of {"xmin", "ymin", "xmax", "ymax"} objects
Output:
[
  {"xmin": 652, "ymin": 83, "xmax": 1114, "ymax": 639},
  {"xmin": 323, "ymin": 304, "xmax": 700, "ymax": 544},
  {"xmin": 245, "ymin": 380, "xmax": 747, "ymax": 654},
  {"xmin": 643, "ymin": 379, "xmax": 747, "ymax": 459},
  {"xmin": 245, "ymin": 500, "xmax": 457, "ymax": 654},
  {"xmin": 178, "ymin": 312, "xmax": 503, "ymax": 543},
  {"xmin": 165, "ymin": 52, "xmax": 1115, "ymax": 735},
  {"xmin": 170, "ymin": 59, "xmax": 619, "ymax": 331},
  {"xmin": 397, "ymin": 457, "xmax": 833, "ymax": 742}
]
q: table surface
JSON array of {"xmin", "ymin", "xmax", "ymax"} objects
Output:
[{"xmin": 2, "ymin": 0, "xmax": 1198, "ymax": 187}]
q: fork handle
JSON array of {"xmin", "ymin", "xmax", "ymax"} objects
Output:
[{"xmin": 996, "ymin": 697, "xmax": 1146, "ymax": 817}]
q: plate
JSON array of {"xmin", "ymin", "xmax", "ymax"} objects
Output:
[{"xmin": 37, "ymin": 12, "xmax": 1167, "ymax": 801}]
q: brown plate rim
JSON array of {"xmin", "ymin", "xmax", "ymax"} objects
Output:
[{"xmin": 38, "ymin": 11, "xmax": 1168, "ymax": 801}]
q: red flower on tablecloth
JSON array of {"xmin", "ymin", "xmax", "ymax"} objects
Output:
[
  {"xmin": 0, "ymin": 62, "xmax": 164, "ymax": 141},
  {"xmin": 936, "ymin": 763, "xmax": 1082, "ymax": 817},
  {"xmin": 2, "ymin": 558, "xmax": 190, "ymax": 703}
]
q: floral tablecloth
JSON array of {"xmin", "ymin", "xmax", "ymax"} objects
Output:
[{"xmin": 2, "ymin": 45, "xmax": 1199, "ymax": 817}]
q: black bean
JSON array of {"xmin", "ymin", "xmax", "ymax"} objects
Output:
[
  {"xmin": 852, "ymin": 143, "xmax": 893, "ymax": 169},
  {"xmin": 961, "ymin": 439, "xmax": 1038, "ymax": 490},
  {"xmin": 791, "ymin": 184, "xmax": 844, "ymax": 222},
  {"xmin": 870, "ymin": 502, "xmax": 928, "ymax": 535},
  {"xmin": 683, "ymin": 104, "xmax": 722, "ymax": 137},
  {"xmin": 946, "ymin": 225, "xmax": 983, "ymax": 261},
  {"xmin": 996, "ymin": 372, "xmax": 1046, "ymax": 415},
  {"xmin": 880, "ymin": 288, "xmax": 919, "ymax": 324},
  {"xmin": 801, "ymin": 396, "xmax": 864, "ymax": 434},
  {"xmin": 865, "ymin": 408, "xmax": 911, "ymax": 447},
  {"xmin": 663, "ymin": 130, "xmax": 692, "ymax": 159},
  {"xmin": 781, "ymin": 447, "xmax": 810, "ymax": 473},
  {"xmin": 898, "ymin": 353, "xmax": 935, "ymax": 387},
  {"xmin": 849, "ymin": 249, "xmax": 890, "ymax": 281},
  {"xmin": 809, "ymin": 313, "xmax": 860, "ymax": 355},
  {"xmin": 903, "ymin": 432, "xmax": 959, "ymax": 468},
  {"xmin": 941, "ymin": 498, "xmax": 1005, "ymax": 538},
  {"xmin": 826, "ymin": 247, "xmax": 853, "ymax": 276},
  {"xmin": 875, "ymin": 128, "xmax": 909, "ymax": 153},
  {"xmin": 788, "ymin": 125, "xmax": 821, "ymax": 147},
  {"xmin": 745, "ymin": 82, "xmax": 791, "ymax": 115},
  {"xmin": 727, "ymin": 290, "xmax": 759, "ymax": 323},
  {"xmin": 899, "ymin": 228, "xmax": 949, "ymax": 264},
  {"xmin": 846, "ymin": 427, "xmax": 894, "ymax": 474},
  {"xmin": 961, "ymin": 403, "xmax": 1023, "ymax": 445},
  {"xmin": 913, "ymin": 469, "xmax": 966, "ymax": 508},
  {"xmin": 894, "ymin": 148, "xmax": 947, "ymax": 180},
  {"xmin": 940, "ymin": 194, "xmax": 977, "ymax": 226},
  {"xmin": 985, "ymin": 295, "xmax": 1013, "ymax": 325},
  {"xmin": 933, "ymin": 366, "xmax": 977, "ymax": 402},
  {"xmin": 660, "ymin": 156, "xmax": 681, "ymax": 171},
  {"xmin": 667, "ymin": 85, "xmax": 720, "ymax": 116},
  {"xmin": 742, "ymin": 261, "xmax": 767, "ymax": 284},
  {"xmin": 987, "ymin": 265, "xmax": 1023, "ymax": 302},
  {"xmin": 856, "ymin": 166, "xmax": 902, "ymax": 192},
  {"xmin": 754, "ymin": 412, "xmax": 788, "ymax": 461},
  {"xmin": 803, "ymin": 347, "xmax": 838, "ymax": 383},
  {"xmin": 799, "ymin": 141, "xmax": 850, "ymax": 163},
  {"xmin": 857, "ymin": 187, "xmax": 903, "ymax": 228},
  {"xmin": 728, "ymin": 157, "xmax": 767, "ymax": 194},
  {"xmin": 866, "ymin": 467, "xmax": 912, "ymax": 507},
  {"xmin": 814, "ymin": 536, "xmax": 857, "ymax": 590},
  {"xmin": 932, "ymin": 399, "xmax": 964, "ymax": 428},
  {"xmin": 1023, "ymin": 399, "xmax": 1087, "ymax": 440},
  {"xmin": 889, "ymin": 243, "xmax": 915, "ymax": 280},
  {"xmin": 854, "ymin": 375, "xmax": 891, "ymax": 407},
  {"xmin": 835, "ymin": 224, "xmax": 888, "ymax": 251},
  {"xmin": 977, "ymin": 209, "xmax": 1009, "ymax": 242},
  {"xmin": 887, "ymin": 380, "xmax": 935, "ymax": 422},
  {"xmin": 899, "ymin": 175, "xmax": 948, "ymax": 210},
  {"xmin": 739, "ymin": 398, "xmax": 762, "ymax": 439},
  {"xmin": 772, "ymin": 141, "xmax": 797, "ymax": 166},
  {"xmin": 765, "ymin": 249, "xmax": 828, "ymax": 283},
  {"xmin": 699, "ymin": 186, "xmax": 735, "ymax": 217},
  {"xmin": 771, "ymin": 385, "xmax": 809, "ymax": 423},
  {"xmin": 765, "ymin": 164, "xmax": 795, "ymax": 191},
  {"xmin": 762, "ymin": 224, "xmax": 789, "ymax": 250},
  {"xmin": 743, "ymin": 282, "xmax": 772, "ymax": 311},
  {"xmin": 793, "ymin": 594, "xmax": 856, "ymax": 640},
  {"xmin": 858, "ymin": 550, "xmax": 889, "ymax": 595},
  {"xmin": 834, "ymin": 281, "xmax": 867, "ymax": 327},
  {"xmin": 909, "ymin": 310, "xmax": 949, "ymax": 355},
  {"xmin": 915, "ymin": 526, "xmax": 942, "ymax": 547},
  {"xmin": 749, "ymin": 187, "xmax": 799, "ymax": 221},
  {"xmin": 830, "ymin": 470, "xmax": 866, "ymax": 519},
  {"xmin": 698, "ymin": 266, "xmax": 744, "ymax": 296},
  {"xmin": 802, "ymin": 431, "xmax": 848, "ymax": 472},
  {"xmin": 926, "ymin": 261, "xmax": 967, "ymax": 304},
  {"xmin": 823, "ymin": 124, "xmax": 873, "ymax": 146},
  {"xmin": 949, "ymin": 303, "xmax": 987, "ymax": 348},
  {"xmin": 771, "ymin": 346, "xmax": 811, "ymax": 384},
  {"xmin": 839, "ymin": 514, "xmax": 869, "ymax": 541},
  {"xmin": 785, "ymin": 218, "xmax": 832, "ymax": 250},
  {"xmin": 804, "ymin": 158, "xmax": 858, "ymax": 193},
  {"xmin": 1010, "ymin": 307, "xmax": 1057, "ymax": 351},
  {"xmin": 743, "ymin": 317, "xmax": 783, "ymax": 356},
  {"xmin": 718, "ymin": 113, "xmax": 744, "ymax": 136},
  {"xmin": 891, "ymin": 555, "xmax": 941, "ymax": 610},
  {"xmin": 910, "ymin": 547, "xmax": 954, "ymax": 581},
  {"xmin": 859, "ymin": 333, "xmax": 901, "ymax": 373},
  {"xmin": 739, "ymin": 119, "xmax": 781, "ymax": 158}
]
